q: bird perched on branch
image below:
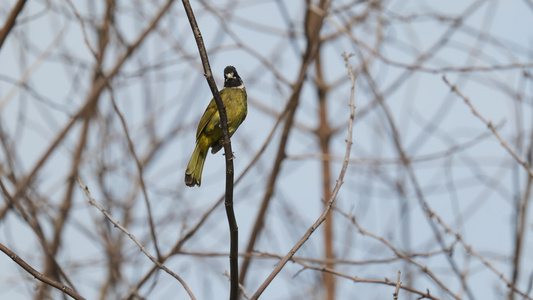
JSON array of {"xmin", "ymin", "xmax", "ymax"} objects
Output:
[{"xmin": 185, "ymin": 66, "xmax": 247, "ymax": 187}]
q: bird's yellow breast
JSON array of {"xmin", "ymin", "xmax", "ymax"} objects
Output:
[{"xmin": 195, "ymin": 86, "xmax": 247, "ymax": 148}]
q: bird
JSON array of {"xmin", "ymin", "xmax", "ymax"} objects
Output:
[{"xmin": 185, "ymin": 66, "xmax": 247, "ymax": 187}]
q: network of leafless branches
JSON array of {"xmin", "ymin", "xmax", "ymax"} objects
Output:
[{"xmin": 1, "ymin": 0, "xmax": 532, "ymax": 299}]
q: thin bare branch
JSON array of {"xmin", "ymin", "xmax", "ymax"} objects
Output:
[
  {"xmin": 443, "ymin": 75, "xmax": 533, "ymax": 178},
  {"xmin": 76, "ymin": 177, "xmax": 196, "ymax": 300},
  {"xmin": 0, "ymin": 242, "xmax": 85, "ymax": 300},
  {"xmin": 0, "ymin": 0, "xmax": 27, "ymax": 49}
]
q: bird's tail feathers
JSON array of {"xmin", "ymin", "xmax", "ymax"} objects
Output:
[{"xmin": 185, "ymin": 143, "xmax": 207, "ymax": 187}]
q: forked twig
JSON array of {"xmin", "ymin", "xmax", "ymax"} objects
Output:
[
  {"xmin": 443, "ymin": 75, "xmax": 533, "ymax": 178},
  {"xmin": 77, "ymin": 177, "xmax": 196, "ymax": 300}
]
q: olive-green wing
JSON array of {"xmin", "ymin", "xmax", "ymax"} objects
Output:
[{"xmin": 196, "ymin": 98, "xmax": 218, "ymax": 141}]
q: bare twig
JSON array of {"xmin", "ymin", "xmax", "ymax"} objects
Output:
[
  {"xmin": 429, "ymin": 197, "xmax": 533, "ymax": 300},
  {"xmin": 64, "ymin": 0, "xmax": 98, "ymax": 59},
  {"xmin": 0, "ymin": 27, "xmax": 65, "ymax": 114},
  {"xmin": 443, "ymin": 76, "xmax": 533, "ymax": 179},
  {"xmin": 393, "ymin": 270, "xmax": 402, "ymax": 300},
  {"xmin": 0, "ymin": 0, "xmax": 27, "ymax": 49},
  {"xmin": 339, "ymin": 209, "xmax": 460, "ymax": 299},
  {"xmin": 76, "ymin": 177, "xmax": 196, "ymax": 300},
  {"xmin": 265, "ymin": 253, "xmax": 437, "ymax": 300},
  {"xmin": 0, "ymin": 242, "xmax": 85, "ymax": 300}
]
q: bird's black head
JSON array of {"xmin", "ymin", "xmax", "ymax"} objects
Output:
[{"xmin": 223, "ymin": 66, "xmax": 243, "ymax": 88}]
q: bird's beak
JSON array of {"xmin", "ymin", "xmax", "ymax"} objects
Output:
[{"xmin": 226, "ymin": 73, "xmax": 234, "ymax": 79}]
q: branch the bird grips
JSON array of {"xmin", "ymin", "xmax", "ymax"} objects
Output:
[{"xmin": 184, "ymin": 66, "xmax": 247, "ymax": 187}]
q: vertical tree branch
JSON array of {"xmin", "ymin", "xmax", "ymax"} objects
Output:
[
  {"xmin": 181, "ymin": 1, "xmax": 239, "ymax": 299},
  {"xmin": 313, "ymin": 15, "xmax": 336, "ymax": 299},
  {"xmin": 0, "ymin": 0, "xmax": 27, "ymax": 49},
  {"xmin": 393, "ymin": 270, "xmax": 402, "ymax": 300},
  {"xmin": 509, "ymin": 132, "xmax": 533, "ymax": 300}
]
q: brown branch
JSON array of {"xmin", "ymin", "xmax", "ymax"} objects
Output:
[
  {"xmin": 193, "ymin": 250, "xmax": 438, "ymax": 299},
  {"xmin": 181, "ymin": 1, "xmax": 239, "ymax": 299},
  {"xmin": 0, "ymin": 0, "xmax": 27, "ymax": 49},
  {"xmin": 178, "ymin": 248, "xmax": 455, "ymax": 265},
  {"xmin": 393, "ymin": 270, "xmax": 402, "ymax": 300},
  {"xmin": 275, "ymin": 254, "xmax": 437, "ymax": 300},
  {"xmin": 313, "ymin": 3, "xmax": 335, "ymax": 297},
  {"xmin": 0, "ymin": 242, "xmax": 85, "ymax": 300},
  {"xmin": 510, "ymin": 138, "xmax": 533, "ymax": 300}
]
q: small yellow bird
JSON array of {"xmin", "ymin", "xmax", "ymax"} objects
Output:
[{"xmin": 185, "ymin": 66, "xmax": 247, "ymax": 187}]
